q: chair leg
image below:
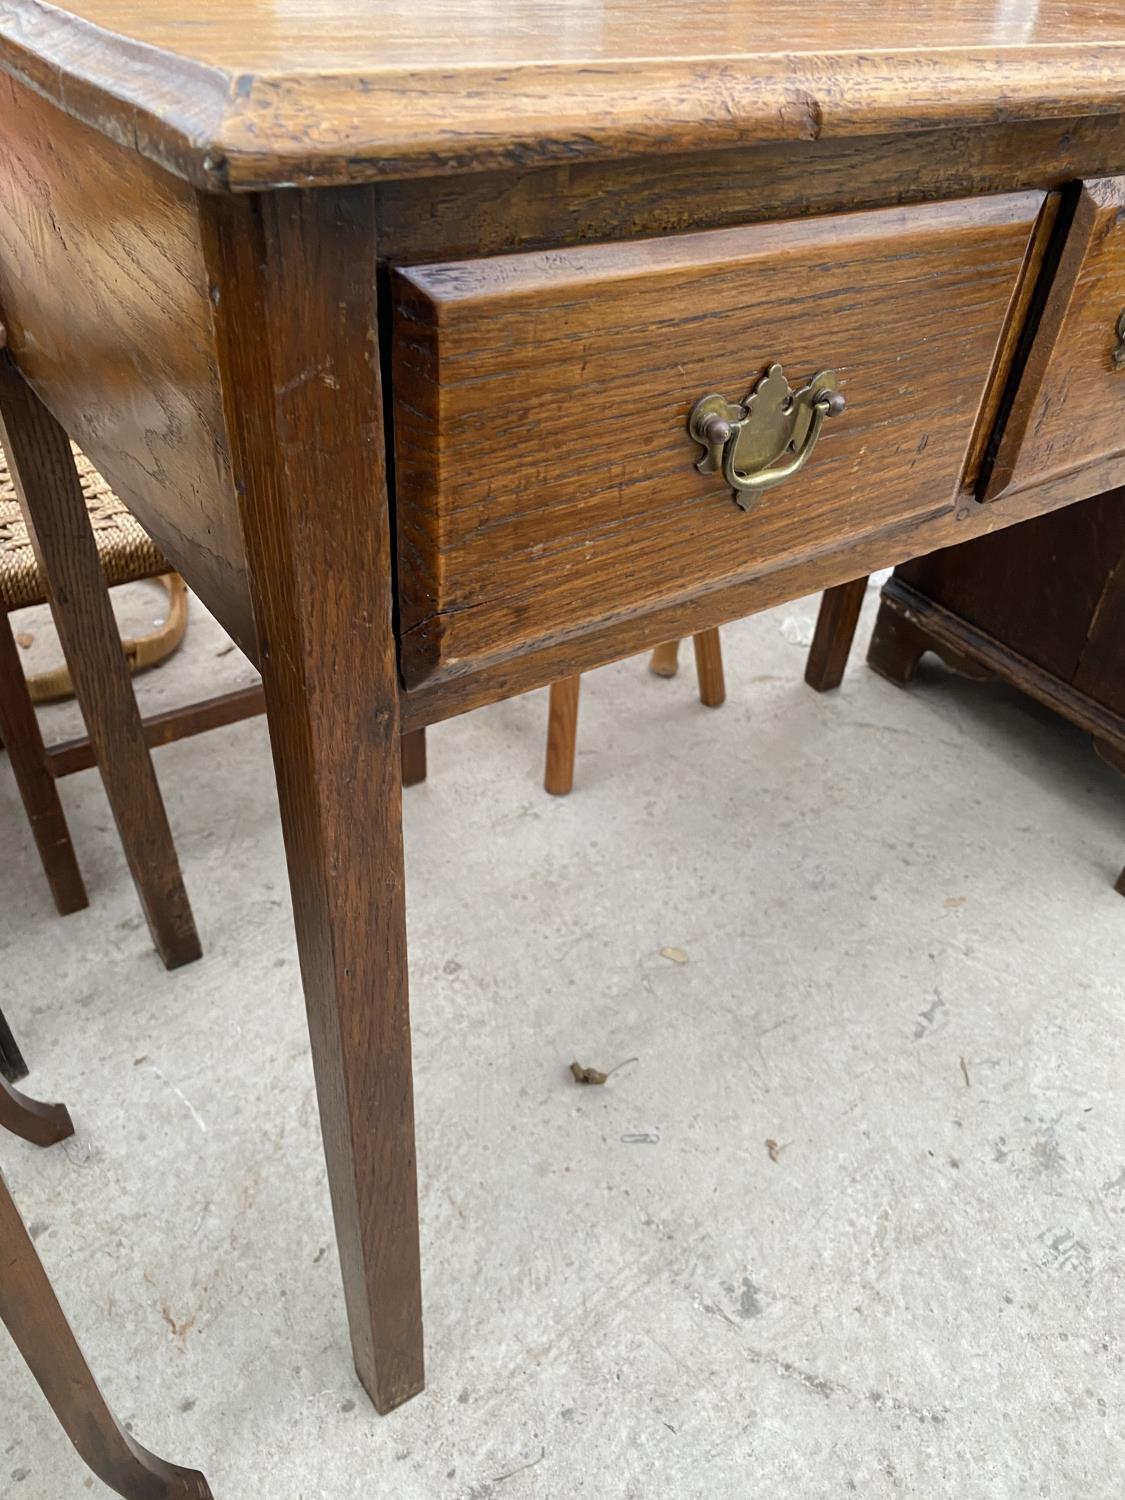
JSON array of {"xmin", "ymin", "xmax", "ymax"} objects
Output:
[
  {"xmin": 0, "ymin": 1071, "xmax": 74, "ymax": 1146},
  {"xmin": 544, "ymin": 675, "xmax": 581, "ymax": 795},
  {"xmin": 0, "ymin": 615, "xmax": 88, "ymax": 916},
  {"xmin": 400, "ymin": 728, "xmax": 427, "ymax": 788},
  {"xmin": 0, "ymin": 353, "xmax": 200, "ymax": 969},
  {"xmin": 0, "ymin": 1003, "xmax": 29, "ymax": 1083},
  {"xmin": 649, "ymin": 640, "xmax": 680, "ymax": 678},
  {"xmin": 692, "ymin": 628, "xmax": 725, "ymax": 707},
  {"xmin": 805, "ymin": 577, "xmax": 869, "ymax": 692},
  {"xmin": 0, "ymin": 1167, "xmax": 213, "ymax": 1500}
]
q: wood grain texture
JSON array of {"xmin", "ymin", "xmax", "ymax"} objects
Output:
[
  {"xmin": 200, "ymin": 186, "xmax": 424, "ymax": 1414},
  {"xmin": 544, "ymin": 675, "xmax": 580, "ymax": 796},
  {"xmin": 6, "ymin": 2, "xmax": 1125, "ymax": 188},
  {"xmin": 692, "ymin": 630, "xmax": 725, "ymax": 708},
  {"xmin": 0, "ymin": 75, "xmax": 254, "ymax": 653},
  {"xmin": 0, "ymin": 614, "xmax": 87, "ymax": 914},
  {"xmin": 393, "ymin": 192, "xmax": 1043, "ymax": 688},
  {"xmin": 805, "ymin": 577, "xmax": 870, "ymax": 693},
  {"xmin": 986, "ymin": 175, "xmax": 1125, "ymax": 499},
  {"xmin": 45, "ymin": 685, "xmax": 267, "ymax": 778},
  {"xmin": 0, "ymin": 353, "xmax": 201, "ymax": 970},
  {"xmin": 377, "ymin": 117, "xmax": 1125, "ymax": 266},
  {"xmin": 398, "ymin": 483, "xmax": 1097, "ymax": 735},
  {"xmin": 0, "ymin": 1164, "xmax": 213, "ymax": 1498}
]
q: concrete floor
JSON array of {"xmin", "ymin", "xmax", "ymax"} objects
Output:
[{"xmin": 1, "ymin": 579, "xmax": 1123, "ymax": 1498}]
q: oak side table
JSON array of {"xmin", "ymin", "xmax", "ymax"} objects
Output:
[{"xmin": 2, "ymin": 1, "xmax": 1124, "ymax": 1415}]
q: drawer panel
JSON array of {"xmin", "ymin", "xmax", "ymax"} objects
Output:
[
  {"xmin": 985, "ymin": 176, "xmax": 1125, "ymax": 500},
  {"xmin": 392, "ymin": 193, "xmax": 1043, "ymax": 687}
]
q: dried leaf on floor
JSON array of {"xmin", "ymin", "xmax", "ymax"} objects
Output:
[
  {"xmin": 944, "ymin": 895, "xmax": 967, "ymax": 909},
  {"xmin": 765, "ymin": 1138, "xmax": 785, "ymax": 1162},
  {"xmin": 660, "ymin": 946, "xmax": 688, "ymax": 964},
  {"xmin": 570, "ymin": 1061, "xmax": 608, "ymax": 1085},
  {"xmin": 14, "ymin": 630, "xmax": 34, "ymax": 649}
]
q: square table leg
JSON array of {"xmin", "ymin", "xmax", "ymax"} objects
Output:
[{"xmin": 203, "ymin": 187, "xmax": 425, "ymax": 1413}]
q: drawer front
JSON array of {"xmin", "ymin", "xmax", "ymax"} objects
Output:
[
  {"xmin": 392, "ymin": 193, "xmax": 1043, "ymax": 687},
  {"xmin": 985, "ymin": 177, "xmax": 1125, "ymax": 501}
]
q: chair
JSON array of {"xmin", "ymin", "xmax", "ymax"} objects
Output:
[
  {"xmin": 805, "ymin": 561, "xmax": 1125, "ymax": 896},
  {"xmin": 543, "ymin": 630, "xmax": 726, "ymax": 795},
  {"xmin": 0, "ymin": 392, "xmax": 201, "ymax": 970},
  {"xmin": 0, "ymin": 1004, "xmax": 212, "ymax": 1498}
]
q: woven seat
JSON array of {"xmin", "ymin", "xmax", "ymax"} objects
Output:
[{"xmin": 0, "ymin": 444, "xmax": 170, "ymax": 612}]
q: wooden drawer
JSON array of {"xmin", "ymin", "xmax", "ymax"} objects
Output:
[
  {"xmin": 392, "ymin": 193, "xmax": 1044, "ymax": 687},
  {"xmin": 986, "ymin": 176, "xmax": 1125, "ymax": 501}
]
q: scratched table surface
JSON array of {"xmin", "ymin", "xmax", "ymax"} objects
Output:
[{"xmin": 4, "ymin": 0, "xmax": 1125, "ymax": 187}]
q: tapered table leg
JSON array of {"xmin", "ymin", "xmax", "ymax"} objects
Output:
[
  {"xmin": 0, "ymin": 1167, "xmax": 212, "ymax": 1499},
  {"xmin": 0, "ymin": 354, "xmax": 200, "ymax": 968},
  {"xmin": 806, "ymin": 576, "xmax": 869, "ymax": 692},
  {"xmin": 204, "ymin": 187, "xmax": 424, "ymax": 1412}
]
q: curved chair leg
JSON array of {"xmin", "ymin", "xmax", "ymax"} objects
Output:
[
  {"xmin": 0, "ymin": 1073, "xmax": 74, "ymax": 1147},
  {"xmin": 649, "ymin": 640, "xmax": 680, "ymax": 678},
  {"xmin": 692, "ymin": 628, "xmax": 725, "ymax": 707},
  {"xmin": 0, "ymin": 1169, "xmax": 213, "ymax": 1500},
  {"xmin": 0, "ymin": 1004, "xmax": 29, "ymax": 1084},
  {"xmin": 806, "ymin": 577, "xmax": 869, "ymax": 692},
  {"xmin": 544, "ymin": 675, "xmax": 580, "ymax": 795},
  {"xmin": 400, "ymin": 727, "xmax": 427, "ymax": 788}
]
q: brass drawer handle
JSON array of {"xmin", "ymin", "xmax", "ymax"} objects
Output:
[{"xmin": 689, "ymin": 363, "xmax": 845, "ymax": 510}]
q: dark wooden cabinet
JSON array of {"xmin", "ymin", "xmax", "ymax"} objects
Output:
[{"xmin": 867, "ymin": 489, "xmax": 1125, "ymax": 892}]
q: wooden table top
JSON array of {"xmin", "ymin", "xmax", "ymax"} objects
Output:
[{"xmin": 3, "ymin": 0, "xmax": 1125, "ymax": 189}]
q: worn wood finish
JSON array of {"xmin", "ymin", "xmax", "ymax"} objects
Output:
[
  {"xmin": 1, "ymin": 1163, "xmax": 213, "ymax": 1498},
  {"xmin": 46, "ymin": 684, "xmax": 267, "ymax": 779},
  {"xmin": 201, "ymin": 186, "xmax": 424, "ymax": 1414},
  {"xmin": 692, "ymin": 629, "xmax": 726, "ymax": 709},
  {"xmin": 394, "ymin": 193, "xmax": 1043, "ymax": 687},
  {"xmin": 0, "ymin": 75, "xmax": 254, "ymax": 653},
  {"xmin": 6, "ymin": 3, "xmax": 1125, "ymax": 190},
  {"xmin": 378, "ymin": 118, "xmax": 1125, "ymax": 266},
  {"xmin": 0, "ymin": 354, "xmax": 201, "ymax": 970},
  {"xmin": 398, "ymin": 478, "xmax": 1093, "ymax": 739},
  {"xmin": 0, "ymin": 614, "xmax": 87, "ymax": 914},
  {"xmin": 986, "ymin": 176, "xmax": 1125, "ymax": 499},
  {"xmin": 806, "ymin": 578, "xmax": 871, "ymax": 693}
]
